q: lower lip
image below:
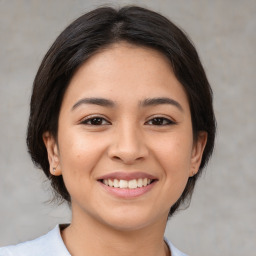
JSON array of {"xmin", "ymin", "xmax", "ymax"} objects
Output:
[{"xmin": 98, "ymin": 181, "xmax": 156, "ymax": 199}]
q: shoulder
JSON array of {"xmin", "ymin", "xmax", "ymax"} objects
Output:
[
  {"xmin": 0, "ymin": 225, "xmax": 70, "ymax": 256},
  {"xmin": 165, "ymin": 237, "xmax": 189, "ymax": 256}
]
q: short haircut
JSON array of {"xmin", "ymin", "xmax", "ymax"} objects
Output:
[{"xmin": 27, "ymin": 6, "xmax": 216, "ymax": 217}]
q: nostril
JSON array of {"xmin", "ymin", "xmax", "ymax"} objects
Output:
[
  {"xmin": 110, "ymin": 154, "xmax": 146, "ymax": 165},
  {"xmin": 107, "ymin": 138, "xmax": 149, "ymax": 164},
  {"xmin": 113, "ymin": 156, "xmax": 121, "ymax": 160}
]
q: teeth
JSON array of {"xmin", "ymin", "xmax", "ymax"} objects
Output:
[
  {"xmin": 137, "ymin": 178, "xmax": 143, "ymax": 188},
  {"xmin": 119, "ymin": 180, "xmax": 128, "ymax": 188},
  {"xmin": 108, "ymin": 179, "xmax": 113, "ymax": 187},
  {"xmin": 113, "ymin": 179, "xmax": 119, "ymax": 188},
  {"xmin": 128, "ymin": 179, "xmax": 137, "ymax": 189},
  {"xmin": 103, "ymin": 178, "xmax": 152, "ymax": 189}
]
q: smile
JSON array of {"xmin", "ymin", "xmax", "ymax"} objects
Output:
[
  {"xmin": 97, "ymin": 172, "xmax": 158, "ymax": 198},
  {"xmin": 101, "ymin": 178, "xmax": 153, "ymax": 189}
]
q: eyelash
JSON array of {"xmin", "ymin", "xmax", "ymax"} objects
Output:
[
  {"xmin": 145, "ymin": 117, "xmax": 176, "ymax": 126},
  {"xmin": 80, "ymin": 116, "xmax": 176, "ymax": 126},
  {"xmin": 80, "ymin": 116, "xmax": 110, "ymax": 126}
]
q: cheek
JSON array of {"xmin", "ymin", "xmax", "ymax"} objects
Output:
[
  {"xmin": 157, "ymin": 145, "xmax": 192, "ymax": 208},
  {"xmin": 149, "ymin": 129, "xmax": 194, "ymax": 198},
  {"xmin": 152, "ymin": 132, "xmax": 193, "ymax": 172},
  {"xmin": 57, "ymin": 130, "xmax": 105, "ymax": 187}
]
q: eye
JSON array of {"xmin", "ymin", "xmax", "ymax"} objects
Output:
[
  {"xmin": 80, "ymin": 116, "xmax": 111, "ymax": 126},
  {"xmin": 145, "ymin": 117, "xmax": 175, "ymax": 126}
]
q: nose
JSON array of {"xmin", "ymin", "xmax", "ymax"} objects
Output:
[{"xmin": 108, "ymin": 123, "xmax": 149, "ymax": 165}]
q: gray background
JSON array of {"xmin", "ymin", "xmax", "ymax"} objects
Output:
[{"xmin": 0, "ymin": 0, "xmax": 255, "ymax": 255}]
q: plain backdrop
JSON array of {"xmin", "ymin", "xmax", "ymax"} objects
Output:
[{"xmin": 0, "ymin": 1, "xmax": 255, "ymax": 255}]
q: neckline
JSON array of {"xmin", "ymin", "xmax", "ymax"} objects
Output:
[{"xmin": 55, "ymin": 224, "xmax": 176, "ymax": 256}]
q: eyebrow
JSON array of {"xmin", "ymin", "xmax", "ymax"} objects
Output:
[
  {"xmin": 72, "ymin": 97, "xmax": 183, "ymax": 112},
  {"xmin": 140, "ymin": 97, "xmax": 184, "ymax": 112},
  {"xmin": 72, "ymin": 97, "xmax": 115, "ymax": 110}
]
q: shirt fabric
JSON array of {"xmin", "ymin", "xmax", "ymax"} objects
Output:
[{"xmin": 0, "ymin": 224, "xmax": 188, "ymax": 256}]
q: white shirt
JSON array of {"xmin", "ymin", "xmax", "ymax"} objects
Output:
[{"xmin": 0, "ymin": 225, "xmax": 188, "ymax": 256}]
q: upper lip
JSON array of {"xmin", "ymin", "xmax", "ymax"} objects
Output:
[{"xmin": 97, "ymin": 172, "xmax": 158, "ymax": 181}]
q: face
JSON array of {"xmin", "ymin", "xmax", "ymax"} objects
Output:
[{"xmin": 44, "ymin": 42, "xmax": 207, "ymax": 232}]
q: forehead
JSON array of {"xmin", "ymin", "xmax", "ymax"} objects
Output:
[{"xmin": 62, "ymin": 42, "xmax": 190, "ymax": 111}]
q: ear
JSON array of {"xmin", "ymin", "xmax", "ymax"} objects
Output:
[
  {"xmin": 43, "ymin": 132, "xmax": 62, "ymax": 176},
  {"xmin": 190, "ymin": 131, "xmax": 208, "ymax": 177}
]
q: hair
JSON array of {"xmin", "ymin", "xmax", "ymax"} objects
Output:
[{"xmin": 27, "ymin": 5, "xmax": 216, "ymax": 217}]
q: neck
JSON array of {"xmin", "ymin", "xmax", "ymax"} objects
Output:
[{"xmin": 61, "ymin": 206, "xmax": 170, "ymax": 256}]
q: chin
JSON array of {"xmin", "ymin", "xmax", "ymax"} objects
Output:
[{"xmin": 97, "ymin": 208, "xmax": 167, "ymax": 232}]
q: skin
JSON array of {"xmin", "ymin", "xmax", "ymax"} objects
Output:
[{"xmin": 43, "ymin": 42, "xmax": 207, "ymax": 256}]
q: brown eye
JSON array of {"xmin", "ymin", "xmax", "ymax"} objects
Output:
[
  {"xmin": 81, "ymin": 117, "xmax": 110, "ymax": 125},
  {"xmin": 146, "ymin": 117, "xmax": 174, "ymax": 126}
]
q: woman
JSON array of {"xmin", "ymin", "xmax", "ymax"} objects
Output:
[{"xmin": 0, "ymin": 6, "xmax": 216, "ymax": 256}]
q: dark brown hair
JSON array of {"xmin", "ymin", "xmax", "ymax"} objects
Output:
[{"xmin": 27, "ymin": 5, "xmax": 216, "ymax": 216}]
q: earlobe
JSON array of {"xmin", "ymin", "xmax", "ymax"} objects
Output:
[
  {"xmin": 42, "ymin": 132, "xmax": 62, "ymax": 176},
  {"xmin": 190, "ymin": 131, "xmax": 208, "ymax": 177}
]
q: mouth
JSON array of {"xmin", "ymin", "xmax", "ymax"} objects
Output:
[
  {"xmin": 99, "ymin": 178, "xmax": 156, "ymax": 189},
  {"xmin": 97, "ymin": 172, "xmax": 158, "ymax": 198}
]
